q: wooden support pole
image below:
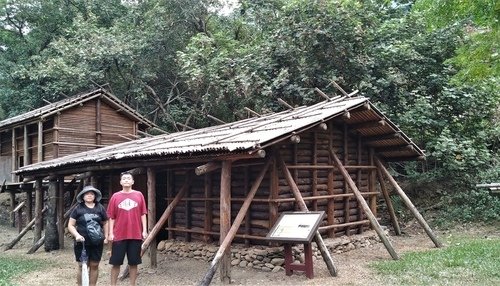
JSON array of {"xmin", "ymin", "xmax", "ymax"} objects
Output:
[
  {"xmin": 5, "ymin": 207, "xmax": 47, "ymax": 251},
  {"xmin": 45, "ymin": 179, "xmax": 59, "ymax": 251},
  {"xmin": 147, "ymin": 168, "xmax": 157, "ymax": 268},
  {"xmin": 34, "ymin": 179, "xmax": 43, "ymax": 243},
  {"xmin": 329, "ymin": 149, "xmax": 400, "ymax": 260},
  {"xmin": 9, "ymin": 191, "xmax": 15, "ymax": 227},
  {"xmin": 13, "ymin": 200, "xmax": 26, "ymax": 232},
  {"xmin": 26, "ymin": 190, "xmax": 33, "ymax": 223},
  {"xmin": 57, "ymin": 177, "xmax": 65, "ymax": 248},
  {"xmin": 276, "ymin": 153, "xmax": 338, "ymax": 277},
  {"xmin": 27, "ymin": 235, "xmax": 45, "ymax": 254},
  {"xmin": 199, "ymin": 159, "xmax": 272, "ymax": 286},
  {"xmin": 219, "ymin": 160, "xmax": 232, "ymax": 284},
  {"xmin": 376, "ymin": 169, "xmax": 401, "ymax": 235},
  {"xmin": 374, "ymin": 157, "xmax": 442, "ymax": 248}
]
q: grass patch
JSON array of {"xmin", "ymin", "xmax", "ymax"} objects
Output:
[
  {"xmin": 371, "ymin": 235, "xmax": 500, "ymax": 285},
  {"xmin": 0, "ymin": 256, "xmax": 45, "ymax": 286}
]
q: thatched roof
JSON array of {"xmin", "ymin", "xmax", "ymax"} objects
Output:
[{"xmin": 15, "ymin": 95, "xmax": 424, "ymax": 176}]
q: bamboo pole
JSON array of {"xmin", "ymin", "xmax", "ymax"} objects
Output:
[
  {"xmin": 276, "ymin": 153, "xmax": 338, "ymax": 277},
  {"xmin": 374, "ymin": 157, "xmax": 442, "ymax": 248},
  {"xmin": 199, "ymin": 159, "xmax": 272, "ymax": 286},
  {"xmin": 329, "ymin": 149, "xmax": 400, "ymax": 260}
]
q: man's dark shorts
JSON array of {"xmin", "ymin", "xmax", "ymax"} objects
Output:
[
  {"xmin": 74, "ymin": 242, "xmax": 104, "ymax": 262},
  {"xmin": 109, "ymin": 239, "xmax": 142, "ymax": 266}
]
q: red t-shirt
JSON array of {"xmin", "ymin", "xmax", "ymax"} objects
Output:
[{"xmin": 107, "ymin": 190, "xmax": 147, "ymax": 241}]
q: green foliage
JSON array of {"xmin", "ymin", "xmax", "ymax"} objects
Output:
[
  {"xmin": 413, "ymin": 0, "xmax": 499, "ymax": 83},
  {"xmin": 372, "ymin": 235, "xmax": 500, "ymax": 285},
  {"xmin": 0, "ymin": 256, "xmax": 44, "ymax": 285}
]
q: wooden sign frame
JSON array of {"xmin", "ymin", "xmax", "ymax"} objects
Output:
[{"xmin": 266, "ymin": 211, "xmax": 325, "ymax": 243}]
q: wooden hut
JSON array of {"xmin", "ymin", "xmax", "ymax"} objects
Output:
[
  {"xmin": 0, "ymin": 88, "xmax": 155, "ymax": 232},
  {"xmin": 14, "ymin": 90, "xmax": 441, "ymax": 282}
]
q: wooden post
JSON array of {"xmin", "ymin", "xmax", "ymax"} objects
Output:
[
  {"xmin": 203, "ymin": 173, "xmax": 213, "ymax": 243},
  {"xmin": 269, "ymin": 159, "xmax": 279, "ymax": 230},
  {"xmin": 96, "ymin": 98, "xmax": 102, "ymax": 146},
  {"xmin": 330, "ymin": 149, "xmax": 399, "ymax": 260},
  {"xmin": 57, "ymin": 177, "xmax": 64, "ymax": 248},
  {"xmin": 11, "ymin": 128, "xmax": 16, "ymax": 182},
  {"xmin": 342, "ymin": 124, "xmax": 350, "ymax": 235},
  {"xmin": 374, "ymin": 157, "xmax": 442, "ymax": 248},
  {"xmin": 34, "ymin": 179, "xmax": 43, "ymax": 243},
  {"xmin": 14, "ymin": 201, "xmax": 25, "ymax": 232},
  {"xmin": 142, "ymin": 172, "xmax": 191, "ymax": 252},
  {"xmin": 199, "ymin": 159, "xmax": 272, "ymax": 286},
  {"xmin": 26, "ymin": 190, "xmax": 33, "ymax": 223},
  {"xmin": 45, "ymin": 179, "xmax": 59, "ymax": 251},
  {"xmin": 38, "ymin": 121, "xmax": 43, "ymax": 163},
  {"xmin": 147, "ymin": 167, "xmax": 157, "ymax": 268},
  {"xmin": 219, "ymin": 160, "xmax": 232, "ymax": 284},
  {"xmin": 376, "ymin": 169, "xmax": 401, "ymax": 235},
  {"xmin": 276, "ymin": 153, "xmax": 338, "ymax": 277},
  {"xmin": 327, "ymin": 125, "xmax": 335, "ymax": 238},
  {"xmin": 9, "ymin": 190, "xmax": 16, "ymax": 227}
]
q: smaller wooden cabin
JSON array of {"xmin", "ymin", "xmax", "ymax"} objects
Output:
[{"xmin": 0, "ymin": 88, "xmax": 155, "ymax": 186}]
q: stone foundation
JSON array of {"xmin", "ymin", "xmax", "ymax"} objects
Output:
[{"xmin": 156, "ymin": 230, "xmax": 384, "ymax": 272}]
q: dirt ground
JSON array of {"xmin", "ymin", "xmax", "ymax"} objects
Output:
[{"xmin": 3, "ymin": 221, "xmax": 497, "ymax": 286}]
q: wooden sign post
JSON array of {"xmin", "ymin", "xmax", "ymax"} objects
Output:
[{"xmin": 266, "ymin": 211, "xmax": 325, "ymax": 279}]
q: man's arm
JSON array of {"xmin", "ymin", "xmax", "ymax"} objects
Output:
[
  {"xmin": 141, "ymin": 214, "xmax": 148, "ymax": 239},
  {"xmin": 108, "ymin": 218, "xmax": 115, "ymax": 241}
]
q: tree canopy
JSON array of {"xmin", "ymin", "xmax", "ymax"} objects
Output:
[{"xmin": 1, "ymin": 0, "xmax": 498, "ymax": 221}]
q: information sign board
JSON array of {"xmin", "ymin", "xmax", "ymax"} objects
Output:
[{"xmin": 266, "ymin": 211, "xmax": 325, "ymax": 243}]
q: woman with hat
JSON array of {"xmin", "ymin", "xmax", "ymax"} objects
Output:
[{"xmin": 68, "ymin": 185, "xmax": 109, "ymax": 286}]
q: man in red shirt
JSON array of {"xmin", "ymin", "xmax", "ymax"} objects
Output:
[{"xmin": 107, "ymin": 172, "xmax": 148, "ymax": 286}]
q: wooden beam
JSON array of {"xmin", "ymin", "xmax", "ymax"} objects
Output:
[
  {"xmin": 219, "ymin": 160, "xmax": 232, "ymax": 283},
  {"xmin": 329, "ymin": 149, "xmax": 400, "ymax": 260},
  {"xmin": 314, "ymin": 88, "xmax": 331, "ymax": 101},
  {"xmin": 363, "ymin": 132, "xmax": 402, "ymax": 144},
  {"xmin": 374, "ymin": 157, "xmax": 442, "ymax": 248},
  {"xmin": 349, "ymin": 119, "xmax": 386, "ymax": 130},
  {"xmin": 277, "ymin": 98, "xmax": 294, "ymax": 110},
  {"xmin": 330, "ymin": 81, "xmax": 349, "ymax": 97},
  {"xmin": 199, "ymin": 159, "xmax": 272, "ymax": 286},
  {"xmin": 195, "ymin": 162, "xmax": 221, "ymax": 176},
  {"xmin": 375, "ymin": 144, "xmax": 414, "ymax": 153},
  {"xmin": 276, "ymin": 153, "xmax": 338, "ymax": 277}
]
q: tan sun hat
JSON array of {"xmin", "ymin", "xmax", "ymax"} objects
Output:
[{"xmin": 76, "ymin": 185, "xmax": 102, "ymax": 203}]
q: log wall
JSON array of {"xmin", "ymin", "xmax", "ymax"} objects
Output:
[{"xmin": 162, "ymin": 121, "xmax": 377, "ymax": 244}]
